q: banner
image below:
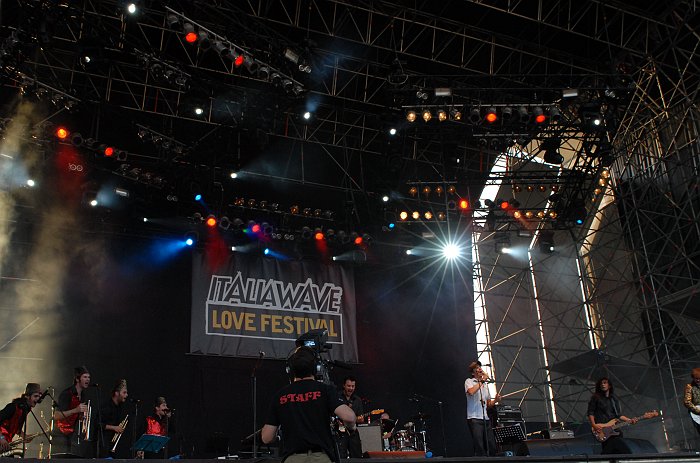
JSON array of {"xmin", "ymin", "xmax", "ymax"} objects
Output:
[{"xmin": 190, "ymin": 251, "xmax": 358, "ymax": 361}]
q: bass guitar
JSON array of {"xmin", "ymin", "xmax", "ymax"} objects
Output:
[
  {"xmin": 592, "ymin": 410, "xmax": 658, "ymax": 442},
  {"xmin": 690, "ymin": 412, "xmax": 700, "ymax": 426},
  {"xmin": 335, "ymin": 409, "xmax": 384, "ymax": 434}
]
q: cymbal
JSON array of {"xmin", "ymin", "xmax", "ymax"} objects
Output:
[
  {"xmin": 411, "ymin": 413, "xmax": 431, "ymax": 420},
  {"xmin": 404, "ymin": 421, "xmax": 414, "ymax": 428}
]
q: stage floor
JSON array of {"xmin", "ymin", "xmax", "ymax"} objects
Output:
[{"xmin": 7, "ymin": 452, "xmax": 700, "ymax": 462}]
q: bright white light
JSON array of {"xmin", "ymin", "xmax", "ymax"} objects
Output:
[
  {"xmin": 389, "ymin": 128, "xmax": 397, "ymax": 135},
  {"xmin": 231, "ymin": 246, "xmax": 237, "ymax": 252},
  {"xmin": 500, "ymin": 247, "xmax": 511, "ymax": 254},
  {"xmin": 442, "ymin": 243, "xmax": 461, "ymax": 260},
  {"xmin": 593, "ymin": 118, "xmax": 601, "ymax": 126},
  {"xmin": 303, "ymin": 111, "xmax": 311, "ymax": 120},
  {"xmin": 381, "ymin": 195, "xmax": 389, "ymax": 202},
  {"xmin": 332, "ymin": 256, "xmax": 338, "ymax": 261},
  {"xmin": 194, "ymin": 107, "xmax": 204, "ymax": 115},
  {"xmin": 127, "ymin": 3, "xmax": 137, "ymax": 13},
  {"xmin": 89, "ymin": 199, "xmax": 98, "ymax": 207},
  {"xmin": 26, "ymin": 179, "xmax": 35, "ymax": 187},
  {"xmin": 406, "ymin": 249, "xmax": 413, "ymax": 255},
  {"xmin": 143, "ymin": 217, "xmax": 148, "ymax": 222},
  {"xmin": 230, "ymin": 171, "xmax": 238, "ymax": 179}
]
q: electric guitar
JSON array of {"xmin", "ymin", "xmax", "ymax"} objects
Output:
[
  {"xmin": 591, "ymin": 410, "xmax": 658, "ymax": 442},
  {"xmin": 335, "ymin": 409, "xmax": 384, "ymax": 434}
]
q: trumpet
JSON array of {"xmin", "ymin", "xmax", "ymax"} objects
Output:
[
  {"xmin": 80, "ymin": 400, "xmax": 92, "ymax": 441},
  {"xmin": 111, "ymin": 414, "xmax": 129, "ymax": 453}
]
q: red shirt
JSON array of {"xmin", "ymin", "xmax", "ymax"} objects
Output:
[
  {"xmin": 145, "ymin": 415, "xmax": 167, "ymax": 436},
  {"xmin": 0, "ymin": 399, "xmax": 29, "ymax": 442}
]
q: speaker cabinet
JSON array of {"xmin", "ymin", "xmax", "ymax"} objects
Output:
[
  {"xmin": 517, "ymin": 437, "xmax": 601, "ymax": 456},
  {"xmin": 616, "ymin": 438, "xmax": 658, "ymax": 454},
  {"xmin": 358, "ymin": 424, "xmax": 383, "ymax": 452}
]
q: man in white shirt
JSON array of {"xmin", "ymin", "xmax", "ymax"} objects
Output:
[{"xmin": 464, "ymin": 361, "xmax": 500, "ymax": 456}]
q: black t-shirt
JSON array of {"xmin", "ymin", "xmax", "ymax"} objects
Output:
[
  {"xmin": 587, "ymin": 393, "xmax": 621, "ymax": 424},
  {"xmin": 265, "ymin": 379, "xmax": 343, "ymax": 461}
]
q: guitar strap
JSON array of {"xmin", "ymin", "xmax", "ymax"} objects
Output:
[{"xmin": 610, "ymin": 396, "xmax": 620, "ymax": 417}]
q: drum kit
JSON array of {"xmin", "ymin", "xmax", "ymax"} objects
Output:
[{"xmin": 380, "ymin": 413, "xmax": 431, "ymax": 452}]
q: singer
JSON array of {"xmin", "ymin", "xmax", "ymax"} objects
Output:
[
  {"xmin": 464, "ymin": 361, "xmax": 500, "ymax": 457},
  {"xmin": 138, "ymin": 396, "xmax": 174, "ymax": 459},
  {"xmin": 0, "ymin": 383, "xmax": 43, "ymax": 452}
]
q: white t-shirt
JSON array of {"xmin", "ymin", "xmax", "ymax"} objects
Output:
[{"xmin": 464, "ymin": 377, "xmax": 491, "ymax": 419}]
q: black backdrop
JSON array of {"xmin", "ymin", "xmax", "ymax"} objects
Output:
[{"xmin": 4, "ymin": 232, "xmax": 477, "ymax": 457}]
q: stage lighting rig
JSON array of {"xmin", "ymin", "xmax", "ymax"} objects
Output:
[{"xmin": 165, "ymin": 7, "xmax": 303, "ymax": 93}]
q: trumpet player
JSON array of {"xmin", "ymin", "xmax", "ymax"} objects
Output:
[
  {"xmin": 54, "ymin": 366, "xmax": 96, "ymax": 457},
  {"xmin": 100, "ymin": 379, "xmax": 130, "ymax": 458}
]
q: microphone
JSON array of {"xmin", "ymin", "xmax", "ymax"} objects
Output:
[
  {"xmin": 89, "ymin": 383, "xmax": 100, "ymax": 387},
  {"xmin": 37, "ymin": 388, "xmax": 51, "ymax": 404},
  {"xmin": 479, "ymin": 378, "xmax": 495, "ymax": 384},
  {"xmin": 129, "ymin": 398, "xmax": 141, "ymax": 403},
  {"xmin": 259, "ymin": 351, "xmax": 265, "ymax": 358}
]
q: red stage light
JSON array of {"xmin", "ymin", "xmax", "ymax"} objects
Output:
[
  {"xmin": 500, "ymin": 201, "xmax": 509, "ymax": 210},
  {"xmin": 535, "ymin": 114, "xmax": 546, "ymax": 124},
  {"xmin": 251, "ymin": 224, "xmax": 261, "ymax": 233},
  {"xmin": 485, "ymin": 112, "xmax": 497, "ymax": 123},
  {"xmin": 55, "ymin": 127, "xmax": 69, "ymax": 139},
  {"xmin": 104, "ymin": 146, "xmax": 114, "ymax": 157},
  {"xmin": 354, "ymin": 236, "xmax": 363, "ymax": 245},
  {"xmin": 185, "ymin": 32, "xmax": 198, "ymax": 43},
  {"xmin": 314, "ymin": 232, "xmax": 324, "ymax": 241},
  {"xmin": 234, "ymin": 55, "xmax": 244, "ymax": 67},
  {"xmin": 459, "ymin": 199, "xmax": 469, "ymax": 209},
  {"xmin": 206, "ymin": 216, "xmax": 217, "ymax": 227}
]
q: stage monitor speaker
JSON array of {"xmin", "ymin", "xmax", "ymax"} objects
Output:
[
  {"xmin": 358, "ymin": 424, "xmax": 383, "ymax": 452},
  {"xmin": 616, "ymin": 438, "xmax": 658, "ymax": 454},
  {"xmin": 517, "ymin": 437, "xmax": 601, "ymax": 456}
]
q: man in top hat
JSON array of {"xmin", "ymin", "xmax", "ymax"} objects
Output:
[
  {"xmin": 465, "ymin": 360, "xmax": 500, "ymax": 456},
  {"xmin": 0, "ymin": 383, "xmax": 43, "ymax": 452}
]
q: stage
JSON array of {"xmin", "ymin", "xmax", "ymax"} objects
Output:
[{"xmin": 4, "ymin": 452, "xmax": 700, "ymax": 463}]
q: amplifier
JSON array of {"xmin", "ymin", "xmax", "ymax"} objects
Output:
[
  {"xmin": 545, "ymin": 429, "xmax": 574, "ymax": 439},
  {"xmin": 497, "ymin": 406, "xmax": 523, "ymax": 421}
]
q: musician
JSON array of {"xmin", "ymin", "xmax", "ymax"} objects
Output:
[
  {"xmin": 465, "ymin": 361, "xmax": 500, "ymax": 456},
  {"xmin": 0, "ymin": 383, "xmax": 43, "ymax": 453},
  {"xmin": 587, "ymin": 377, "xmax": 637, "ymax": 454},
  {"xmin": 261, "ymin": 346, "xmax": 356, "ymax": 463},
  {"xmin": 138, "ymin": 396, "xmax": 174, "ymax": 459},
  {"xmin": 53, "ymin": 365, "xmax": 95, "ymax": 457},
  {"xmin": 337, "ymin": 376, "xmax": 364, "ymax": 458},
  {"xmin": 100, "ymin": 379, "xmax": 129, "ymax": 458},
  {"xmin": 683, "ymin": 368, "xmax": 700, "ymax": 434}
]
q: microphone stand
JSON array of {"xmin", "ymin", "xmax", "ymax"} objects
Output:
[
  {"xmin": 413, "ymin": 393, "xmax": 448, "ymax": 456},
  {"xmin": 47, "ymin": 389, "xmax": 68, "ymax": 458},
  {"xmin": 251, "ymin": 351, "xmax": 265, "ymax": 458},
  {"xmin": 477, "ymin": 381, "xmax": 489, "ymax": 457},
  {"xmin": 131, "ymin": 400, "xmax": 139, "ymax": 458}
]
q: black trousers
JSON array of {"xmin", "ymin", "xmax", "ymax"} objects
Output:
[
  {"xmin": 468, "ymin": 418, "xmax": 496, "ymax": 456},
  {"xmin": 337, "ymin": 431, "xmax": 362, "ymax": 458}
]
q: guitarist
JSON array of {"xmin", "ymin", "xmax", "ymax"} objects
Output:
[
  {"xmin": 682, "ymin": 368, "xmax": 700, "ymax": 435},
  {"xmin": 587, "ymin": 377, "xmax": 637, "ymax": 454},
  {"xmin": 337, "ymin": 376, "xmax": 364, "ymax": 458},
  {"xmin": 0, "ymin": 383, "xmax": 44, "ymax": 453}
]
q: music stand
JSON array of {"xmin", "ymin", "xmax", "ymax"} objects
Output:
[
  {"xmin": 133, "ymin": 434, "xmax": 170, "ymax": 453},
  {"xmin": 493, "ymin": 424, "xmax": 526, "ymax": 445}
]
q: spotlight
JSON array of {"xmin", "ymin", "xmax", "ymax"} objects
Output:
[
  {"xmin": 301, "ymin": 226, "xmax": 312, "ymax": 240},
  {"xmin": 411, "ymin": 211, "xmax": 420, "ymax": 220},
  {"xmin": 126, "ymin": 2, "xmax": 137, "ymax": 14},
  {"xmin": 303, "ymin": 111, "xmax": 312, "ymax": 120},
  {"xmin": 382, "ymin": 195, "xmax": 389, "ymax": 202},
  {"xmin": 354, "ymin": 235, "xmax": 363, "ymax": 245},
  {"xmin": 442, "ymin": 243, "xmax": 461, "ymax": 260},
  {"xmin": 389, "ymin": 128, "xmax": 397, "ymax": 136},
  {"xmin": 194, "ymin": 194, "xmax": 203, "ymax": 201},
  {"xmin": 539, "ymin": 231, "xmax": 555, "ymax": 253},
  {"xmin": 437, "ymin": 110, "xmax": 448, "ymax": 122},
  {"xmin": 422, "ymin": 109, "xmax": 432, "ymax": 122},
  {"xmin": 206, "ymin": 215, "xmax": 217, "ymax": 227},
  {"xmin": 314, "ymin": 229, "xmax": 324, "ymax": 241},
  {"xmin": 469, "ymin": 107, "xmax": 481, "ymax": 124},
  {"xmin": 194, "ymin": 106, "xmax": 204, "ymax": 116},
  {"xmin": 219, "ymin": 216, "xmax": 231, "ymax": 230},
  {"xmin": 55, "ymin": 127, "xmax": 69, "ymax": 140},
  {"xmin": 549, "ymin": 106, "xmax": 562, "ymax": 123},
  {"xmin": 103, "ymin": 146, "xmax": 115, "ymax": 157},
  {"xmin": 234, "ymin": 54, "xmax": 245, "ymax": 67},
  {"xmin": 516, "ymin": 106, "xmax": 529, "ymax": 123},
  {"xmin": 533, "ymin": 107, "xmax": 546, "ymax": 124},
  {"xmin": 230, "ymin": 171, "xmax": 238, "ymax": 179},
  {"xmin": 450, "ymin": 108, "xmax": 462, "ymax": 121},
  {"xmin": 183, "ymin": 24, "xmax": 197, "ymax": 43},
  {"xmin": 406, "ymin": 111, "xmax": 417, "ymax": 122},
  {"xmin": 484, "ymin": 107, "xmax": 497, "ymax": 123},
  {"xmin": 399, "ymin": 211, "xmax": 408, "ymax": 220},
  {"xmin": 26, "ymin": 179, "xmax": 35, "ymax": 187},
  {"xmin": 459, "ymin": 199, "xmax": 469, "ymax": 210},
  {"xmin": 502, "ymin": 107, "xmax": 513, "ymax": 121},
  {"xmin": 424, "ymin": 211, "xmax": 433, "ymax": 220}
]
